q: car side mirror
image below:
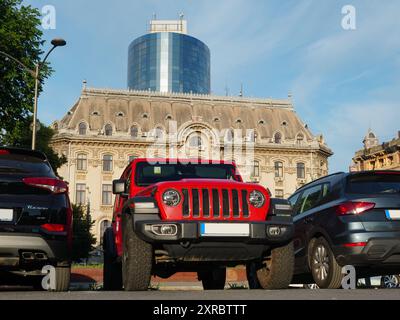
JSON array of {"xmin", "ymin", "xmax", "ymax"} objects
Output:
[{"xmin": 113, "ymin": 179, "xmax": 126, "ymax": 195}]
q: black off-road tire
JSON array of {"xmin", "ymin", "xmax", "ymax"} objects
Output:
[
  {"xmin": 246, "ymin": 262, "xmax": 261, "ymax": 289},
  {"xmin": 122, "ymin": 213, "xmax": 153, "ymax": 291},
  {"xmin": 310, "ymin": 237, "xmax": 343, "ymax": 289},
  {"xmin": 103, "ymin": 228, "xmax": 122, "ymax": 291},
  {"xmin": 256, "ymin": 242, "xmax": 294, "ymax": 289},
  {"xmin": 198, "ymin": 267, "xmax": 226, "ymax": 290}
]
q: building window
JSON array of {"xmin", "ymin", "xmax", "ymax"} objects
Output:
[
  {"xmin": 78, "ymin": 122, "xmax": 87, "ymax": 135},
  {"xmin": 130, "ymin": 126, "xmax": 138, "ymax": 138},
  {"xmin": 274, "ymin": 161, "xmax": 283, "ymax": 178},
  {"xmin": 296, "ymin": 133, "xmax": 304, "ymax": 145},
  {"xmin": 252, "ymin": 160, "xmax": 260, "ymax": 177},
  {"xmin": 275, "ymin": 189, "xmax": 284, "ymax": 199},
  {"xmin": 225, "ymin": 129, "xmax": 234, "ymax": 143},
  {"xmin": 189, "ymin": 135, "xmax": 203, "ymax": 148},
  {"xmin": 103, "ymin": 154, "xmax": 113, "ymax": 172},
  {"xmin": 77, "ymin": 153, "xmax": 87, "ymax": 171},
  {"xmin": 274, "ymin": 132, "xmax": 282, "ymax": 144},
  {"xmin": 155, "ymin": 127, "xmax": 164, "ymax": 139},
  {"xmin": 75, "ymin": 183, "xmax": 86, "ymax": 205},
  {"xmin": 297, "ymin": 163, "xmax": 305, "ymax": 179},
  {"xmin": 102, "ymin": 184, "xmax": 113, "ymax": 205},
  {"xmin": 100, "ymin": 220, "xmax": 111, "ymax": 244},
  {"xmin": 104, "ymin": 124, "xmax": 113, "ymax": 136}
]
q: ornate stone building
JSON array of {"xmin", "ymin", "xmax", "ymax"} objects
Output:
[
  {"xmin": 352, "ymin": 129, "xmax": 400, "ymax": 171},
  {"xmin": 51, "ymin": 87, "xmax": 332, "ymax": 243}
]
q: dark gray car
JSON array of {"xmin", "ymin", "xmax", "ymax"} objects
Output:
[{"xmin": 289, "ymin": 171, "xmax": 400, "ymax": 288}]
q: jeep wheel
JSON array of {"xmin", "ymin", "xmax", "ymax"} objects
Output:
[
  {"xmin": 122, "ymin": 213, "xmax": 153, "ymax": 291},
  {"xmin": 310, "ymin": 237, "xmax": 343, "ymax": 289},
  {"xmin": 246, "ymin": 262, "xmax": 261, "ymax": 289},
  {"xmin": 198, "ymin": 267, "xmax": 226, "ymax": 290},
  {"xmin": 256, "ymin": 242, "xmax": 294, "ymax": 289},
  {"xmin": 103, "ymin": 228, "xmax": 122, "ymax": 290}
]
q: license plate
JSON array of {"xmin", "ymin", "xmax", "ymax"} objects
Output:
[
  {"xmin": 200, "ymin": 223, "xmax": 250, "ymax": 237},
  {"xmin": 0, "ymin": 209, "xmax": 14, "ymax": 222},
  {"xmin": 385, "ymin": 210, "xmax": 400, "ymax": 220}
]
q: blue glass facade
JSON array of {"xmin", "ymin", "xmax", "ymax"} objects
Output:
[{"xmin": 127, "ymin": 33, "xmax": 210, "ymax": 94}]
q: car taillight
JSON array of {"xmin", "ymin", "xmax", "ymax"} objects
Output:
[
  {"xmin": 23, "ymin": 177, "xmax": 68, "ymax": 194},
  {"xmin": 0, "ymin": 150, "xmax": 10, "ymax": 155},
  {"xmin": 41, "ymin": 223, "xmax": 66, "ymax": 232},
  {"xmin": 343, "ymin": 242, "xmax": 367, "ymax": 247},
  {"xmin": 336, "ymin": 201, "xmax": 375, "ymax": 215}
]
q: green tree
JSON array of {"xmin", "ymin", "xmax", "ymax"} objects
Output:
[
  {"xmin": 0, "ymin": 0, "xmax": 52, "ymax": 140},
  {"xmin": 71, "ymin": 204, "xmax": 97, "ymax": 262},
  {"xmin": 1, "ymin": 116, "xmax": 67, "ymax": 175}
]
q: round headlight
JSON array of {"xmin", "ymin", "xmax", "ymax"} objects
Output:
[
  {"xmin": 249, "ymin": 190, "xmax": 265, "ymax": 208},
  {"xmin": 162, "ymin": 189, "xmax": 181, "ymax": 206}
]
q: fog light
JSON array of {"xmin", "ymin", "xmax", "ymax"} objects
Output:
[
  {"xmin": 267, "ymin": 226, "xmax": 281, "ymax": 236},
  {"xmin": 151, "ymin": 224, "xmax": 178, "ymax": 236}
]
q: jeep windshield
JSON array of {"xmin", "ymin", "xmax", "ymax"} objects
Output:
[{"xmin": 135, "ymin": 162, "xmax": 240, "ymax": 186}]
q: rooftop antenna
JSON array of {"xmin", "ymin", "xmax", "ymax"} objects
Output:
[
  {"xmin": 179, "ymin": 12, "xmax": 184, "ymax": 32},
  {"xmin": 239, "ymin": 83, "xmax": 243, "ymax": 97},
  {"xmin": 82, "ymin": 79, "xmax": 87, "ymax": 91},
  {"xmin": 224, "ymin": 81, "xmax": 230, "ymax": 96}
]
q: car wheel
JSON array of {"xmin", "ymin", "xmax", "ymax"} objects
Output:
[
  {"xmin": 103, "ymin": 228, "xmax": 122, "ymax": 291},
  {"xmin": 198, "ymin": 267, "xmax": 226, "ymax": 290},
  {"xmin": 246, "ymin": 262, "xmax": 261, "ymax": 289},
  {"xmin": 310, "ymin": 237, "xmax": 343, "ymax": 289},
  {"xmin": 256, "ymin": 241, "xmax": 294, "ymax": 289},
  {"xmin": 381, "ymin": 275, "xmax": 400, "ymax": 288},
  {"xmin": 122, "ymin": 213, "xmax": 153, "ymax": 291}
]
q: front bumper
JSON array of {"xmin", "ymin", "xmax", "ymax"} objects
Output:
[{"xmin": 135, "ymin": 220, "xmax": 293, "ymax": 244}]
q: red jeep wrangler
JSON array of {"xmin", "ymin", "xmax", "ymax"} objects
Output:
[{"xmin": 103, "ymin": 158, "xmax": 294, "ymax": 290}]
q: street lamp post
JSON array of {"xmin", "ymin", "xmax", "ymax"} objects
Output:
[{"xmin": 0, "ymin": 38, "xmax": 66, "ymax": 149}]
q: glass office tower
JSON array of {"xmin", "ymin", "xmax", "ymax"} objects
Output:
[{"xmin": 127, "ymin": 27, "xmax": 211, "ymax": 94}]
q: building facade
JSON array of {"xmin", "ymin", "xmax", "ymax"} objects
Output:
[
  {"xmin": 127, "ymin": 19, "xmax": 210, "ymax": 94},
  {"xmin": 352, "ymin": 129, "xmax": 400, "ymax": 171},
  {"xmin": 51, "ymin": 87, "xmax": 332, "ymax": 243}
]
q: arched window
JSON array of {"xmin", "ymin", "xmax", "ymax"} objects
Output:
[
  {"xmin": 104, "ymin": 124, "xmax": 113, "ymax": 136},
  {"xmin": 296, "ymin": 133, "xmax": 304, "ymax": 145},
  {"xmin": 274, "ymin": 161, "xmax": 283, "ymax": 178},
  {"xmin": 189, "ymin": 135, "xmax": 203, "ymax": 148},
  {"xmin": 130, "ymin": 125, "xmax": 138, "ymax": 138},
  {"xmin": 77, "ymin": 153, "xmax": 87, "ymax": 171},
  {"xmin": 252, "ymin": 160, "xmax": 260, "ymax": 177},
  {"xmin": 274, "ymin": 132, "xmax": 282, "ymax": 144},
  {"xmin": 102, "ymin": 154, "xmax": 113, "ymax": 172},
  {"xmin": 297, "ymin": 163, "xmax": 305, "ymax": 179},
  {"xmin": 78, "ymin": 122, "xmax": 87, "ymax": 135},
  {"xmin": 100, "ymin": 220, "xmax": 111, "ymax": 244}
]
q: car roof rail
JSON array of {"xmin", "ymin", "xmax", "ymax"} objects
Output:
[
  {"xmin": 295, "ymin": 171, "xmax": 346, "ymax": 192},
  {"xmin": 0, "ymin": 146, "xmax": 48, "ymax": 161}
]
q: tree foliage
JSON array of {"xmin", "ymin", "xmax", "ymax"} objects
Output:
[
  {"xmin": 71, "ymin": 204, "xmax": 97, "ymax": 262},
  {"xmin": 0, "ymin": 0, "xmax": 52, "ymax": 140}
]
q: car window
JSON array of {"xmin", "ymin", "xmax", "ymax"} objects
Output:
[
  {"xmin": 346, "ymin": 174, "xmax": 400, "ymax": 194},
  {"xmin": 288, "ymin": 192, "xmax": 301, "ymax": 215},
  {"xmin": 299, "ymin": 185, "xmax": 323, "ymax": 214}
]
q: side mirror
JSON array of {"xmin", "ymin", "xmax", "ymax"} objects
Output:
[{"xmin": 113, "ymin": 179, "xmax": 126, "ymax": 195}]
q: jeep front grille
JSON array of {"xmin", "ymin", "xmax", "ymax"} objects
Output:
[{"xmin": 181, "ymin": 188, "xmax": 249, "ymax": 219}]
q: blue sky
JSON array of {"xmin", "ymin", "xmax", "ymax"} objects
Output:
[{"xmin": 25, "ymin": 0, "xmax": 400, "ymax": 173}]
